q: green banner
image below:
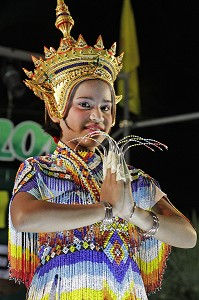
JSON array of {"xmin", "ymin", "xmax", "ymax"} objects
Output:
[{"xmin": 0, "ymin": 118, "xmax": 57, "ymax": 162}]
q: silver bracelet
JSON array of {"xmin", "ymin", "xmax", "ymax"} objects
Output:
[
  {"xmin": 129, "ymin": 202, "xmax": 137, "ymax": 220},
  {"xmin": 101, "ymin": 202, "xmax": 113, "ymax": 225},
  {"xmin": 142, "ymin": 211, "xmax": 159, "ymax": 238}
]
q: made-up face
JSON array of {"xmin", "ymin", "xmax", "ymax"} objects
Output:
[{"xmin": 59, "ymin": 79, "xmax": 113, "ymax": 150}]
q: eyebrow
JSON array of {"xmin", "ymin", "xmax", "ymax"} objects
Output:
[
  {"xmin": 76, "ymin": 97, "xmax": 112, "ymax": 103},
  {"xmin": 103, "ymin": 100, "xmax": 112, "ymax": 103}
]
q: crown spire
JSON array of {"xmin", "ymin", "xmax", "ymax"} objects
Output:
[{"xmin": 55, "ymin": 0, "xmax": 74, "ymax": 39}]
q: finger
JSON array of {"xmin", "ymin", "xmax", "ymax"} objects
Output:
[
  {"xmin": 103, "ymin": 155, "xmax": 107, "ymax": 180},
  {"xmin": 106, "ymin": 150, "xmax": 112, "ymax": 169},
  {"xmin": 122, "ymin": 157, "xmax": 131, "ymax": 183},
  {"xmin": 116, "ymin": 163, "xmax": 126, "ymax": 182},
  {"xmin": 103, "ymin": 150, "xmax": 112, "ymax": 180},
  {"xmin": 104, "ymin": 150, "xmax": 118, "ymax": 176},
  {"xmin": 111, "ymin": 151, "xmax": 119, "ymax": 174}
]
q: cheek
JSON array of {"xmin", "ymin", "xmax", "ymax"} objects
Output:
[
  {"xmin": 104, "ymin": 115, "xmax": 113, "ymax": 132},
  {"xmin": 67, "ymin": 107, "xmax": 80, "ymax": 120},
  {"xmin": 107, "ymin": 112, "xmax": 113, "ymax": 124},
  {"xmin": 66, "ymin": 108, "xmax": 89, "ymax": 126}
]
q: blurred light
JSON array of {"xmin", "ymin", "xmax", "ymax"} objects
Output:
[{"xmin": 2, "ymin": 64, "xmax": 25, "ymax": 98}]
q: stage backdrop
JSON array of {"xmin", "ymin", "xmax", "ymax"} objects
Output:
[{"xmin": 0, "ymin": 118, "xmax": 57, "ymax": 162}]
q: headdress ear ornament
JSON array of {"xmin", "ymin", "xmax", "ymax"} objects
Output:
[{"xmin": 23, "ymin": 0, "xmax": 123, "ymax": 119}]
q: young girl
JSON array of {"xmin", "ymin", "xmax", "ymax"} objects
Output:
[{"xmin": 8, "ymin": 1, "xmax": 197, "ymax": 299}]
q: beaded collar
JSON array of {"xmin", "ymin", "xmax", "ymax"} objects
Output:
[
  {"xmin": 54, "ymin": 140, "xmax": 102, "ymax": 201},
  {"xmin": 54, "ymin": 140, "xmax": 98, "ymax": 162}
]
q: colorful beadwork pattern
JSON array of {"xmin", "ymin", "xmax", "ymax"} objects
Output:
[{"xmin": 8, "ymin": 141, "xmax": 171, "ymax": 299}]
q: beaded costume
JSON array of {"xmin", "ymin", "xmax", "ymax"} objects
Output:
[
  {"xmin": 8, "ymin": 1, "xmax": 172, "ymax": 299},
  {"xmin": 8, "ymin": 141, "xmax": 171, "ymax": 300}
]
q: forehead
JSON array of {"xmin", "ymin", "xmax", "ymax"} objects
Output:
[{"xmin": 74, "ymin": 79, "xmax": 112, "ymax": 97}]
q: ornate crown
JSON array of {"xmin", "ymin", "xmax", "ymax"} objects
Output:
[{"xmin": 23, "ymin": 0, "xmax": 124, "ymax": 119}]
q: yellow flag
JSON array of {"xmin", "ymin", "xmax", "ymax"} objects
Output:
[
  {"xmin": 118, "ymin": 0, "xmax": 141, "ymax": 115},
  {"xmin": 0, "ymin": 190, "xmax": 9, "ymax": 228}
]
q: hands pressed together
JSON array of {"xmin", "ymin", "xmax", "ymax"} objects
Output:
[{"xmin": 100, "ymin": 150, "xmax": 134, "ymax": 220}]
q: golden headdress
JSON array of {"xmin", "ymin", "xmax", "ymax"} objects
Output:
[{"xmin": 23, "ymin": 0, "xmax": 123, "ymax": 119}]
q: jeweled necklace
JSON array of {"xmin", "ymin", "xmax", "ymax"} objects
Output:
[{"xmin": 54, "ymin": 141, "xmax": 102, "ymax": 202}]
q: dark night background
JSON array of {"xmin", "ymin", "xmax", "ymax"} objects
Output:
[
  {"xmin": 0, "ymin": 1, "xmax": 199, "ymax": 298},
  {"xmin": 0, "ymin": 0, "xmax": 199, "ymax": 215}
]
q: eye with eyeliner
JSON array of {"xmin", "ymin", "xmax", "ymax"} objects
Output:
[
  {"xmin": 101, "ymin": 105, "xmax": 111, "ymax": 112},
  {"xmin": 77, "ymin": 101, "xmax": 111, "ymax": 112},
  {"xmin": 78, "ymin": 101, "xmax": 91, "ymax": 109}
]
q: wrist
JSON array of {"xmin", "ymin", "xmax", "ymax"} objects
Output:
[
  {"xmin": 142, "ymin": 211, "xmax": 159, "ymax": 238},
  {"xmin": 128, "ymin": 206, "xmax": 160, "ymax": 238},
  {"xmin": 101, "ymin": 201, "xmax": 113, "ymax": 225},
  {"xmin": 128, "ymin": 202, "xmax": 137, "ymax": 221}
]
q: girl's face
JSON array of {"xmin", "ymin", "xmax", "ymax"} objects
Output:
[{"xmin": 60, "ymin": 79, "xmax": 113, "ymax": 150}]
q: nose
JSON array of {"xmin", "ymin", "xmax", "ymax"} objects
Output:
[{"xmin": 89, "ymin": 108, "xmax": 104, "ymax": 123}]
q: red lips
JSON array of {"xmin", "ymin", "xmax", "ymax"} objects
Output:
[{"xmin": 85, "ymin": 123, "xmax": 104, "ymax": 132}]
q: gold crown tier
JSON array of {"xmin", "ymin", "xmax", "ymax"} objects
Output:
[{"xmin": 23, "ymin": 0, "xmax": 123, "ymax": 119}]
